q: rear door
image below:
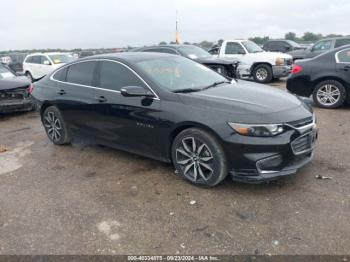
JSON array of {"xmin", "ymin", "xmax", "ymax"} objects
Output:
[
  {"xmin": 52, "ymin": 60, "xmax": 100, "ymax": 136},
  {"xmin": 92, "ymin": 60, "xmax": 161, "ymax": 157},
  {"xmin": 335, "ymin": 48, "xmax": 350, "ymax": 85},
  {"xmin": 30, "ymin": 56, "xmax": 42, "ymax": 78},
  {"xmin": 40, "ymin": 55, "xmax": 54, "ymax": 77}
]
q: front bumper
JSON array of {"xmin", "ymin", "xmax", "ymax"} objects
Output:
[
  {"xmin": 224, "ymin": 118, "xmax": 317, "ymax": 184},
  {"xmin": 0, "ymin": 99, "xmax": 33, "ymax": 113},
  {"xmin": 272, "ymin": 65, "xmax": 292, "ymax": 78}
]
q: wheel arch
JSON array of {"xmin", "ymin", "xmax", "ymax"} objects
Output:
[
  {"xmin": 167, "ymin": 121, "xmax": 224, "ymax": 162},
  {"xmin": 250, "ymin": 62, "xmax": 273, "ymax": 74},
  {"xmin": 312, "ymin": 76, "xmax": 349, "ymax": 91}
]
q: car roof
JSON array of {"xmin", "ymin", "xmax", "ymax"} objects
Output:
[
  {"xmin": 319, "ymin": 36, "xmax": 350, "ymax": 41},
  {"xmin": 78, "ymin": 52, "xmax": 175, "ymax": 63},
  {"xmin": 27, "ymin": 52, "xmax": 66, "ymax": 56}
]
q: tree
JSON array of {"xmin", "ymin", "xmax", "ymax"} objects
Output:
[
  {"xmin": 302, "ymin": 32, "xmax": 322, "ymax": 42},
  {"xmin": 198, "ymin": 41, "xmax": 214, "ymax": 50},
  {"xmin": 159, "ymin": 41, "xmax": 167, "ymax": 45},
  {"xmin": 285, "ymin": 32, "xmax": 297, "ymax": 42},
  {"xmin": 249, "ymin": 36, "xmax": 269, "ymax": 45}
]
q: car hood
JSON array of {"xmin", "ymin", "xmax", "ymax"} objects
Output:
[
  {"xmin": 0, "ymin": 76, "xmax": 30, "ymax": 91},
  {"xmin": 193, "ymin": 56, "xmax": 239, "ymax": 65},
  {"xmin": 249, "ymin": 51, "xmax": 292, "ymax": 59},
  {"xmin": 177, "ymin": 80, "xmax": 312, "ymax": 124}
]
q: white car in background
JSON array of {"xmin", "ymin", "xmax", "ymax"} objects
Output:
[
  {"xmin": 23, "ymin": 52, "xmax": 75, "ymax": 82},
  {"xmin": 209, "ymin": 40, "xmax": 293, "ymax": 83}
]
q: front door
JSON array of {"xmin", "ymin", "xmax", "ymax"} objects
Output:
[
  {"xmin": 92, "ymin": 60, "xmax": 161, "ymax": 158},
  {"xmin": 335, "ymin": 48, "xmax": 350, "ymax": 84}
]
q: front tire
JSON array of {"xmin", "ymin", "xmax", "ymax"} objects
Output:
[
  {"xmin": 42, "ymin": 106, "xmax": 71, "ymax": 145},
  {"xmin": 253, "ymin": 64, "xmax": 273, "ymax": 83},
  {"xmin": 313, "ymin": 80, "xmax": 346, "ymax": 109},
  {"xmin": 172, "ymin": 128, "xmax": 227, "ymax": 187}
]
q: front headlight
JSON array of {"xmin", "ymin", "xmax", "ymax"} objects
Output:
[
  {"xmin": 228, "ymin": 123, "xmax": 285, "ymax": 137},
  {"xmin": 275, "ymin": 58, "xmax": 285, "ymax": 66}
]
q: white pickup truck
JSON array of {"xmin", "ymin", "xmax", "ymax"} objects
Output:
[{"xmin": 209, "ymin": 40, "xmax": 293, "ymax": 83}]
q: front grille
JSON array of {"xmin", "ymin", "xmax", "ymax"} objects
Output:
[
  {"xmin": 287, "ymin": 117, "xmax": 313, "ymax": 128},
  {"xmin": 209, "ymin": 65, "xmax": 228, "ymax": 76},
  {"xmin": 285, "ymin": 58, "xmax": 293, "ymax": 66},
  {"xmin": 291, "ymin": 132, "xmax": 315, "ymax": 155}
]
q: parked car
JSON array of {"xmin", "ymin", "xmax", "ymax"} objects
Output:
[
  {"xmin": 135, "ymin": 44, "xmax": 239, "ymax": 79},
  {"xmin": 23, "ymin": 52, "xmax": 75, "ymax": 82},
  {"xmin": 287, "ymin": 45, "xmax": 350, "ymax": 109},
  {"xmin": 0, "ymin": 64, "xmax": 33, "ymax": 113},
  {"xmin": 209, "ymin": 40, "xmax": 293, "ymax": 83},
  {"xmin": 32, "ymin": 53, "xmax": 317, "ymax": 186},
  {"xmin": 263, "ymin": 40, "xmax": 306, "ymax": 53},
  {"xmin": 289, "ymin": 36, "xmax": 350, "ymax": 61},
  {"xmin": 78, "ymin": 51, "xmax": 95, "ymax": 58},
  {"xmin": 0, "ymin": 53, "xmax": 28, "ymax": 73}
]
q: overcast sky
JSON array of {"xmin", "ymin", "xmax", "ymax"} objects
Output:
[{"xmin": 0, "ymin": 0, "xmax": 349, "ymax": 50}]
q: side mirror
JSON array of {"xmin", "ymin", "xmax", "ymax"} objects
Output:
[
  {"xmin": 238, "ymin": 50, "xmax": 246, "ymax": 55},
  {"xmin": 120, "ymin": 86, "xmax": 155, "ymax": 98},
  {"xmin": 284, "ymin": 45, "xmax": 291, "ymax": 51},
  {"xmin": 43, "ymin": 60, "xmax": 51, "ymax": 65}
]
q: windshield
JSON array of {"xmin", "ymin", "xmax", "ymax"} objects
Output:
[
  {"xmin": 287, "ymin": 40, "xmax": 301, "ymax": 48},
  {"xmin": 136, "ymin": 56, "xmax": 227, "ymax": 92},
  {"xmin": 0, "ymin": 66, "xmax": 15, "ymax": 79},
  {"xmin": 48, "ymin": 54, "xmax": 75, "ymax": 64},
  {"xmin": 177, "ymin": 46, "xmax": 212, "ymax": 59},
  {"xmin": 242, "ymin": 41, "xmax": 263, "ymax": 53}
]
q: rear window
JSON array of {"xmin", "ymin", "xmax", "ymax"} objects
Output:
[
  {"xmin": 337, "ymin": 49, "xmax": 350, "ymax": 63},
  {"xmin": 66, "ymin": 61, "xmax": 96, "ymax": 86},
  {"xmin": 52, "ymin": 67, "xmax": 68, "ymax": 81},
  {"xmin": 335, "ymin": 38, "xmax": 350, "ymax": 48}
]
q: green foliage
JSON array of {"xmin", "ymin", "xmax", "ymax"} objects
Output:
[{"xmin": 248, "ymin": 36, "xmax": 269, "ymax": 45}]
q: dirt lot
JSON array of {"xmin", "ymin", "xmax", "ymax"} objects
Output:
[{"xmin": 0, "ymin": 80, "xmax": 350, "ymax": 255}]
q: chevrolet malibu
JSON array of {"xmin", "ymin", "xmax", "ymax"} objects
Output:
[{"xmin": 32, "ymin": 53, "xmax": 317, "ymax": 186}]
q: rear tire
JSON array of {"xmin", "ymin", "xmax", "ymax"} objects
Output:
[
  {"xmin": 172, "ymin": 128, "xmax": 227, "ymax": 187},
  {"xmin": 253, "ymin": 64, "xmax": 273, "ymax": 83},
  {"xmin": 312, "ymin": 80, "xmax": 346, "ymax": 109},
  {"xmin": 42, "ymin": 106, "xmax": 71, "ymax": 145}
]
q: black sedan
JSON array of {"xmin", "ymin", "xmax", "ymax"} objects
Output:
[
  {"xmin": 0, "ymin": 64, "xmax": 33, "ymax": 113},
  {"xmin": 135, "ymin": 44, "xmax": 239, "ymax": 79},
  {"xmin": 32, "ymin": 53, "xmax": 317, "ymax": 186},
  {"xmin": 287, "ymin": 45, "xmax": 350, "ymax": 109}
]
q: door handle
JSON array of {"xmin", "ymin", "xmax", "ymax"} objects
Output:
[
  {"xmin": 57, "ymin": 89, "xmax": 66, "ymax": 95},
  {"xmin": 343, "ymin": 65, "xmax": 350, "ymax": 71},
  {"xmin": 95, "ymin": 95, "xmax": 107, "ymax": 103}
]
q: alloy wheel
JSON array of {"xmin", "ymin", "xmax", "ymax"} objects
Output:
[
  {"xmin": 175, "ymin": 137, "xmax": 214, "ymax": 183},
  {"xmin": 256, "ymin": 68, "xmax": 268, "ymax": 81},
  {"xmin": 43, "ymin": 111, "xmax": 62, "ymax": 142},
  {"xmin": 316, "ymin": 84, "xmax": 341, "ymax": 107}
]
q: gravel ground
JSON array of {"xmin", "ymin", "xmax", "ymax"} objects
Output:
[{"xmin": 0, "ymin": 80, "xmax": 349, "ymax": 255}]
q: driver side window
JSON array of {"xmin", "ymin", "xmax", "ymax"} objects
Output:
[
  {"xmin": 40, "ymin": 56, "xmax": 51, "ymax": 65},
  {"xmin": 312, "ymin": 40, "xmax": 332, "ymax": 52},
  {"xmin": 225, "ymin": 42, "xmax": 245, "ymax": 55}
]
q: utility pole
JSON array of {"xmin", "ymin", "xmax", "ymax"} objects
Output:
[{"xmin": 175, "ymin": 10, "xmax": 181, "ymax": 44}]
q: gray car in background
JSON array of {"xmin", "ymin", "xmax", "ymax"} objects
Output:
[{"xmin": 289, "ymin": 36, "xmax": 350, "ymax": 61}]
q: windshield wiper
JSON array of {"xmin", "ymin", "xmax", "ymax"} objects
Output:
[
  {"xmin": 201, "ymin": 80, "xmax": 231, "ymax": 91},
  {"xmin": 172, "ymin": 88, "xmax": 202, "ymax": 93}
]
